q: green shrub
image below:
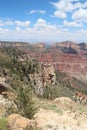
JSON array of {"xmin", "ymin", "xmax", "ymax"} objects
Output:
[
  {"xmin": 0, "ymin": 118, "xmax": 9, "ymax": 130},
  {"xmin": 43, "ymin": 85, "xmax": 59, "ymax": 99},
  {"xmin": 15, "ymin": 83, "xmax": 37, "ymax": 119},
  {"xmin": 43, "ymin": 83, "xmax": 74, "ymax": 100}
]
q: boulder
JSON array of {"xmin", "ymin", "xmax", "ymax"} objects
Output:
[
  {"xmin": 7, "ymin": 114, "xmax": 31, "ymax": 130},
  {"xmin": 54, "ymin": 97, "xmax": 73, "ymax": 105}
]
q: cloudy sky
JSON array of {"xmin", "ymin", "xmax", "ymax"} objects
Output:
[{"xmin": 0, "ymin": 0, "xmax": 87, "ymax": 42}]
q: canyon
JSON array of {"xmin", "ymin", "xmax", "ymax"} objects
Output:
[
  {"xmin": 18, "ymin": 41, "xmax": 87, "ymax": 83},
  {"xmin": 0, "ymin": 41, "xmax": 87, "ymax": 130},
  {"xmin": 0, "ymin": 41, "xmax": 87, "ymax": 83}
]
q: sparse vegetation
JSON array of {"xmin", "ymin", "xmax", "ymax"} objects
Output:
[
  {"xmin": 43, "ymin": 85, "xmax": 59, "ymax": 99},
  {"xmin": 42, "ymin": 103, "xmax": 63, "ymax": 114},
  {"xmin": 0, "ymin": 118, "xmax": 9, "ymax": 130}
]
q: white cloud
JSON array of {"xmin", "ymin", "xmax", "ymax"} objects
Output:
[
  {"xmin": 34, "ymin": 18, "xmax": 47, "ymax": 29},
  {"xmin": 34, "ymin": 18, "xmax": 60, "ymax": 33},
  {"xmin": 0, "ymin": 26, "xmax": 87, "ymax": 42},
  {"xmin": 5, "ymin": 21, "xmax": 14, "ymax": 26},
  {"xmin": 29, "ymin": 10, "xmax": 46, "ymax": 14},
  {"xmin": 0, "ymin": 28, "xmax": 10, "ymax": 34},
  {"xmin": 0, "ymin": 18, "xmax": 87, "ymax": 42},
  {"xmin": 72, "ymin": 8, "xmax": 87, "ymax": 22},
  {"xmin": 63, "ymin": 20, "xmax": 83, "ymax": 27},
  {"xmin": 15, "ymin": 27, "xmax": 21, "ymax": 31},
  {"xmin": 76, "ymin": 29, "xmax": 87, "ymax": 33},
  {"xmin": 15, "ymin": 21, "xmax": 31, "ymax": 27},
  {"xmin": 54, "ymin": 10, "xmax": 67, "ymax": 18},
  {"xmin": 0, "ymin": 20, "xmax": 31, "ymax": 27},
  {"xmin": 0, "ymin": 20, "xmax": 4, "ymax": 26},
  {"xmin": 0, "ymin": 20, "xmax": 13, "ymax": 26},
  {"xmin": 52, "ymin": 0, "xmax": 73, "ymax": 12},
  {"xmin": 0, "ymin": 18, "xmax": 61, "ymax": 41},
  {"xmin": 35, "ymin": 18, "xmax": 46, "ymax": 25},
  {"xmin": 51, "ymin": 0, "xmax": 87, "ymax": 18}
]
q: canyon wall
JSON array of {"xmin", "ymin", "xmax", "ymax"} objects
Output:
[
  {"xmin": 0, "ymin": 41, "xmax": 87, "ymax": 83},
  {"xmin": 29, "ymin": 42, "xmax": 87, "ymax": 82}
]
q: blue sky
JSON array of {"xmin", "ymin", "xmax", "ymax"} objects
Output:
[{"xmin": 0, "ymin": 0, "xmax": 87, "ymax": 42}]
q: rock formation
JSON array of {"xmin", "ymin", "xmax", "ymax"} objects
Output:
[
  {"xmin": 29, "ymin": 63, "xmax": 56, "ymax": 96},
  {"xmin": 74, "ymin": 92, "xmax": 87, "ymax": 104},
  {"xmin": 7, "ymin": 114, "xmax": 31, "ymax": 130}
]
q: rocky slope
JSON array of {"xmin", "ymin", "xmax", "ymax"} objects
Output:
[{"xmin": 7, "ymin": 97, "xmax": 87, "ymax": 130}]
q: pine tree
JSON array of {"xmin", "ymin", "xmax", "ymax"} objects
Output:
[{"xmin": 15, "ymin": 83, "xmax": 36, "ymax": 119}]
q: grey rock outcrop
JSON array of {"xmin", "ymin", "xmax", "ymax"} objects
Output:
[{"xmin": 29, "ymin": 63, "xmax": 56, "ymax": 96}]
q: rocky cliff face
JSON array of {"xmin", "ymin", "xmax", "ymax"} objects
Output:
[
  {"xmin": 0, "ymin": 42, "xmax": 28, "ymax": 47},
  {"xmin": 29, "ymin": 63, "xmax": 56, "ymax": 96},
  {"xmin": 55, "ymin": 41, "xmax": 80, "ymax": 50}
]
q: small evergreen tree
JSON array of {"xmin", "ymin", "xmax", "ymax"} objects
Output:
[{"xmin": 15, "ymin": 83, "xmax": 36, "ymax": 119}]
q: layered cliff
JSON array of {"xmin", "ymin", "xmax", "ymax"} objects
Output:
[
  {"xmin": 34, "ymin": 41, "xmax": 87, "ymax": 83},
  {"xmin": 0, "ymin": 41, "xmax": 87, "ymax": 90}
]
